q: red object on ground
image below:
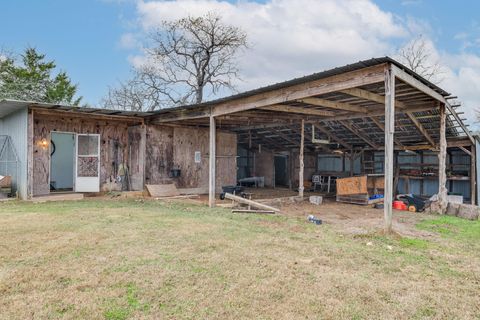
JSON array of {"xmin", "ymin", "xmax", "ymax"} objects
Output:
[{"xmin": 393, "ymin": 200, "xmax": 407, "ymax": 210}]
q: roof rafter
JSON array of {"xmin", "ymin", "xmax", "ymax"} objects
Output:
[
  {"xmin": 298, "ymin": 97, "xmax": 368, "ymax": 113},
  {"xmin": 338, "ymin": 120, "xmax": 379, "ymax": 149},
  {"xmin": 313, "ymin": 124, "xmax": 352, "ymax": 149},
  {"xmin": 369, "ymin": 117, "xmax": 404, "ymax": 147},
  {"xmin": 406, "ymin": 112, "xmax": 436, "ymax": 147},
  {"xmin": 340, "ymin": 88, "xmax": 406, "ymax": 109},
  {"xmin": 260, "ymin": 105, "xmax": 335, "ymax": 117}
]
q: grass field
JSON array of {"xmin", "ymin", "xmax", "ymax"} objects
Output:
[{"xmin": 0, "ymin": 199, "xmax": 479, "ymax": 319}]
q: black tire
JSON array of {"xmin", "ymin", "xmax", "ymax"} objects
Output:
[{"xmin": 219, "ymin": 193, "xmax": 225, "ymax": 200}]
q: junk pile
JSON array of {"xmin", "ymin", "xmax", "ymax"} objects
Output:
[
  {"xmin": 393, "ymin": 194, "xmax": 428, "ymax": 212},
  {"xmin": 307, "ymin": 215, "xmax": 322, "ymax": 225}
]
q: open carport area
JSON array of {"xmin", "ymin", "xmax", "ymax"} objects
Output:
[{"xmin": 149, "ymin": 57, "xmax": 476, "ymax": 231}]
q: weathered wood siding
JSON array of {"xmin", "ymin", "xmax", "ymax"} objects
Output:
[
  {"xmin": 146, "ymin": 125, "xmax": 237, "ymax": 191},
  {"xmin": 32, "ymin": 113, "xmax": 138, "ymax": 195},
  {"xmin": 292, "ymin": 152, "xmax": 317, "ymax": 187},
  {"xmin": 145, "ymin": 125, "xmax": 174, "ymax": 185}
]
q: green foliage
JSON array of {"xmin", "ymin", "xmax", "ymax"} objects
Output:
[{"xmin": 0, "ymin": 47, "xmax": 81, "ymax": 105}]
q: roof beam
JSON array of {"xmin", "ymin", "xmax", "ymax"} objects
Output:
[
  {"xmin": 298, "ymin": 97, "xmax": 368, "ymax": 113},
  {"xmin": 338, "ymin": 120, "xmax": 379, "ymax": 149},
  {"xmin": 260, "ymin": 105, "xmax": 335, "ymax": 117},
  {"xmin": 271, "ymin": 128, "xmax": 299, "ymax": 146},
  {"xmin": 406, "ymin": 112, "xmax": 436, "ymax": 147},
  {"xmin": 391, "ymin": 65, "xmax": 445, "ymax": 102},
  {"xmin": 340, "ymin": 88, "xmax": 406, "ymax": 109},
  {"xmin": 319, "ymin": 103, "xmax": 435, "ymax": 122},
  {"xmin": 445, "ymin": 102, "xmax": 474, "ymax": 143},
  {"xmin": 212, "ymin": 64, "xmax": 386, "ymax": 117},
  {"xmin": 369, "ymin": 117, "xmax": 404, "ymax": 147},
  {"xmin": 313, "ymin": 124, "xmax": 352, "ymax": 149}
]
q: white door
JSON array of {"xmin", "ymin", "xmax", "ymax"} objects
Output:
[{"xmin": 75, "ymin": 134, "xmax": 100, "ymax": 192}]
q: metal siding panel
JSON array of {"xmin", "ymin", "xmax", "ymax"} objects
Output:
[
  {"xmin": 423, "ymin": 179, "xmax": 439, "ymax": 196},
  {"xmin": 451, "ymin": 181, "xmax": 470, "ymax": 199},
  {"xmin": 477, "ymin": 139, "xmax": 480, "ymax": 204},
  {"xmin": 423, "ymin": 152, "xmax": 438, "ymax": 165},
  {"xmin": 0, "ymin": 107, "xmax": 28, "ymax": 199},
  {"xmin": 318, "ymin": 155, "xmax": 343, "ymax": 172}
]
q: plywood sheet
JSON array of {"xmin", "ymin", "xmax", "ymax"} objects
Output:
[
  {"xmin": 146, "ymin": 184, "xmax": 180, "ymax": 197},
  {"xmin": 367, "ymin": 175, "xmax": 384, "ymax": 190},
  {"xmin": 336, "ymin": 175, "xmax": 368, "ymax": 195}
]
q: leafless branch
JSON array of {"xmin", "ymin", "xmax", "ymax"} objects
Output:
[
  {"xmin": 397, "ymin": 35, "xmax": 444, "ymax": 84},
  {"xmin": 103, "ymin": 12, "xmax": 247, "ymax": 111}
]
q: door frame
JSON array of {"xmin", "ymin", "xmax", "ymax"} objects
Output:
[
  {"xmin": 74, "ymin": 133, "xmax": 101, "ymax": 193},
  {"xmin": 49, "ymin": 131, "xmax": 76, "ymax": 192}
]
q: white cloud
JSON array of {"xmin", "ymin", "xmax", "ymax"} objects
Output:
[
  {"xmin": 132, "ymin": 0, "xmax": 407, "ymax": 92},
  {"xmin": 441, "ymin": 52, "xmax": 480, "ymax": 129},
  {"xmin": 119, "ymin": 32, "xmax": 140, "ymax": 49},
  {"xmin": 118, "ymin": 0, "xmax": 480, "ymax": 128}
]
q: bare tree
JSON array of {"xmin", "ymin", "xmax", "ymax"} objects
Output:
[
  {"xmin": 104, "ymin": 12, "xmax": 247, "ymax": 111},
  {"xmin": 397, "ymin": 35, "xmax": 444, "ymax": 84},
  {"xmin": 102, "ymin": 74, "xmax": 163, "ymax": 112}
]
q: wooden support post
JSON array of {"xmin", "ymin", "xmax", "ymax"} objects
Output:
[
  {"xmin": 471, "ymin": 144, "xmax": 476, "ymax": 205},
  {"xmin": 209, "ymin": 115, "xmax": 216, "ymax": 208},
  {"xmin": 350, "ymin": 151, "xmax": 354, "ymax": 177},
  {"xmin": 384, "ymin": 65, "xmax": 395, "ymax": 233},
  {"xmin": 438, "ymin": 103, "xmax": 448, "ymax": 213},
  {"xmin": 299, "ymin": 120, "xmax": 305, "ymax": 197}
]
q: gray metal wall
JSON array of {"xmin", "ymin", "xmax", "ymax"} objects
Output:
[
  {"xmin": 317, "ymin": 150, "xmax": 472, "ymax": 201},
  {"xmin": 0, "ymin": 107, "xmax": 29, "ymax": 199},
  {"xmin": 317, "ymin": 154, "xmax": 361, "ymax": 174}
]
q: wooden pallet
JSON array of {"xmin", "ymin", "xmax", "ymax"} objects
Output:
[{"xmin": 336, "ymin": 194, "xmax": 383, "ymax": 205}]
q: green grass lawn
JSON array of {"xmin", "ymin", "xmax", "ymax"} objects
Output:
[{"xmin": 0, "ymin": 199, "xmax": 479, "ymax": 319}]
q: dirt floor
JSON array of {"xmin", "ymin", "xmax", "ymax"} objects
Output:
[
  {"xmin": 281, "ymin": 200, "xmax": 436, "ymax": 238},
  {"xmin": 0, "ymin": 197, "xmax": 479, "ymax": 319},
  {"xmin": 206, "ymin": 187, "xmax": 432, "ymax": 238}
]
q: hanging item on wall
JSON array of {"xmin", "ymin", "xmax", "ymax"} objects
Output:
[
  {"xmin": 170, "ymin": 165, "xmax": 181, "ymax": 178},
  {"xmin": 194, "ymin": 151, "xmax": 201, "ymax": 163}
]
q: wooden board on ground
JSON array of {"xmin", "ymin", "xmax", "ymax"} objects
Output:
[
  {"xmin": 224, "ymin": 193, "xmax": 280, "ymax": 213},
  {"xmin": 154, "ymin": 194, "xmax": 199, "ymax": 200},
  {"xmin": 231, "ymin": 209, "xmax": 275, "ymax": 214},
  {"xmin": 30, "ymin": 193, "xmax": 84, "ymax": 203},
  {"xmin": 146, "ymin": 184, "xmax": 180, "ymax": 197},
  {"xmin": 177, "ymin": 187, "xmax": 208, "ymax": 195},
  {"xmin": 336, "ymin": 176, "xmax": 367, "ymax": 195}
]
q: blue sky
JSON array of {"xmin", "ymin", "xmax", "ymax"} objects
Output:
[{"xmin": 1, "ymin": 0, "xmax": 480, "ymax": 120}]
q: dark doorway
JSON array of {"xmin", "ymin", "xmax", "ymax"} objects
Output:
[
  {"xmin": 50, "ymin": 132, "xmax": 75, "ymax": 192},
  {"xmin": 274, "ymin": 155, "xmax": 288, "ymax": 187}
]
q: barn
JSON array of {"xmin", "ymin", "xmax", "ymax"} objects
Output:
[{"xmin": 0, "ymin": 57, "xmax": 477, "ymax": 230}]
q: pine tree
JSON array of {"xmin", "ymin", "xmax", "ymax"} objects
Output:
[{"xmin": 0, "ymin": 47, "xmax": 81, "ymax": 105}]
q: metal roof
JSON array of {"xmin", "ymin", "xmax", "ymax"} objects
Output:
[
  {"xmin": 0, "ymin": 99, "xmax": 154, "ymax": 119},
  {"xmin": 0, "ymin": 56, "xmax": 452, "ymax": 119},
  {"xmin": 150, "ymin": 56, "xmax": 451, "ymax": 116}
]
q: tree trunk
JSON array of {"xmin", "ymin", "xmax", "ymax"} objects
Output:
[{"xmin": 196, "ymin": 86, "xmax": 203, "ymax": 104}]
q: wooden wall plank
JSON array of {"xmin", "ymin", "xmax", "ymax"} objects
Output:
[{"xmin": 32, "ymin": 114, "xmax": 131, "ymax": 195}]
